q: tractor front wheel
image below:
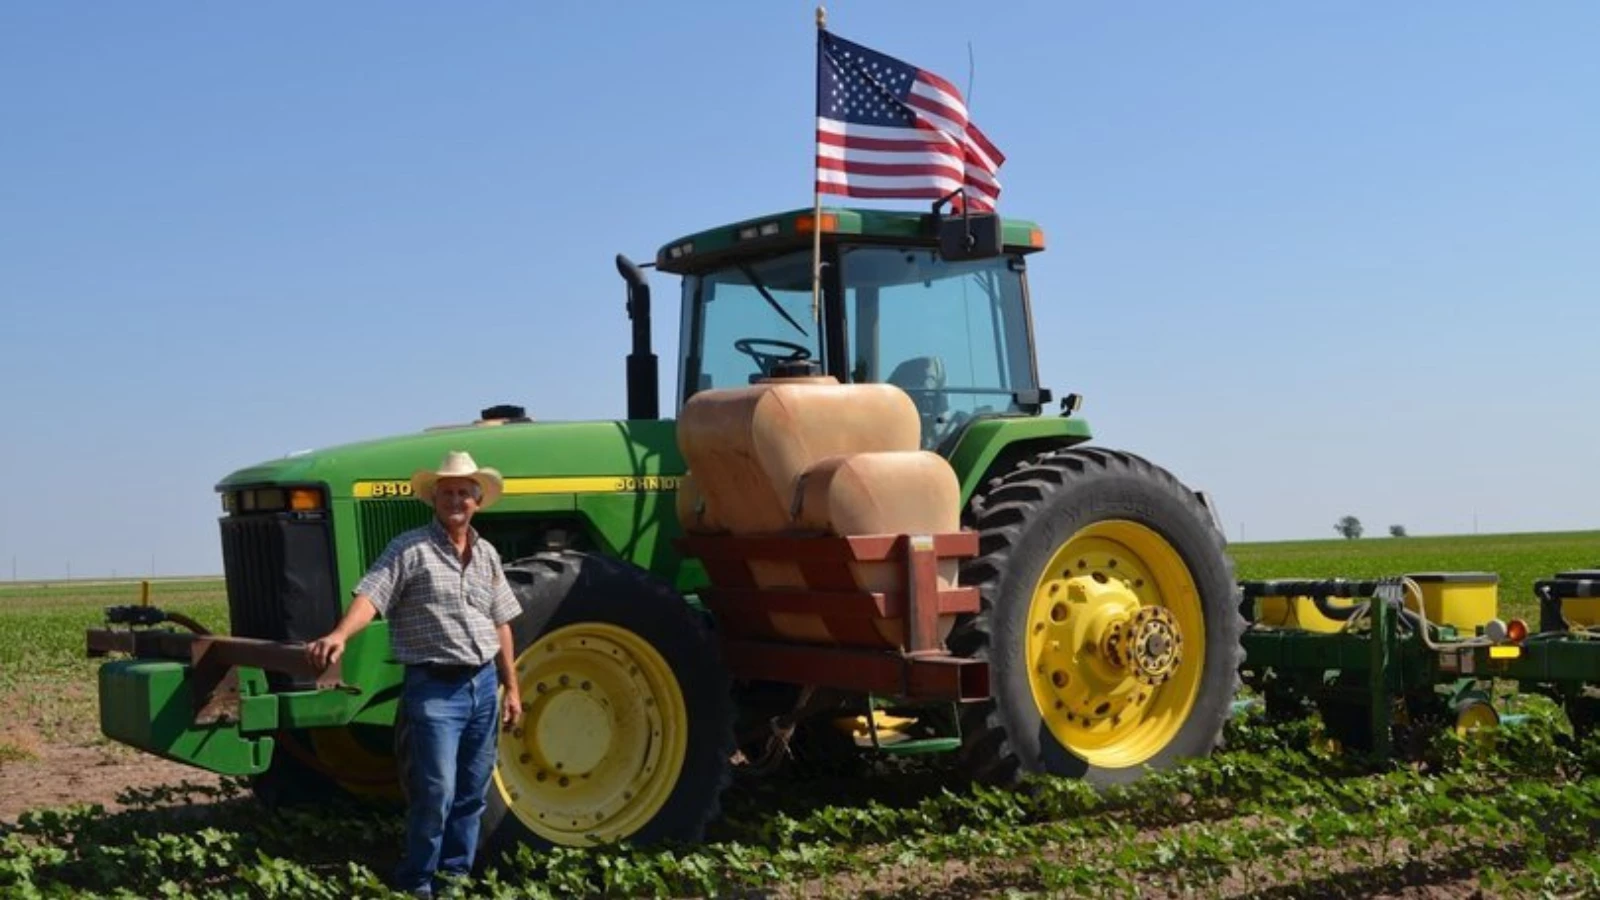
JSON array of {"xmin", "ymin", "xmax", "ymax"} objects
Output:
[
  {"xmin": 951, "ymin": 448, "xmax": 1244, "ymax": 786},
  {"xmin": 475, "ymin": 551, "xmax": 734, "ymax": 856},
  {"xmin": 250, "ymin": 724, "xmax": 401, "ymax": 808}
]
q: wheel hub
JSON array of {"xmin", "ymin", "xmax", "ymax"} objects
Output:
[
  {"xmin": 529, "ymin": 689, "xmax": 611, "ymax": 776},
  {"xmin": 1127, "ymin": 606, "xmax": 1182, "ymax": 686},
  {"xmin": 1089, "ymin": 596, "xmax": 1183, "ymax": 687}
]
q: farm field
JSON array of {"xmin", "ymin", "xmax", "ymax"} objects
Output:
[
  {"xmin": 1231, "ymin": 529, "xmax": 1600, "ymax": 624},
  {"xmin": 1, "ymin": 530, "xmax": 1597, "ymax": 898}
]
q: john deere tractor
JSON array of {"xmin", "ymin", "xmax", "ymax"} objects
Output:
[{"xmin": 88, "ymin": 205, "xmax": 1244, "ymax": 854}]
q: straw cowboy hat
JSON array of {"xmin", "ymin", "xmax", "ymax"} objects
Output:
[{"xmin": 411, "ymin": 451, "xmax": 503, "ymax": 508}]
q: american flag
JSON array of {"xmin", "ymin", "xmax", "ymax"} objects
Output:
[{"xmin": 816, "ymin": 30, "xmax": 1005, "ymax": 211}]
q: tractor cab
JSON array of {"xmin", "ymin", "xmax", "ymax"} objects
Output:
[{"xmin": 642, "ymin": 208, "xmax": 1051, "ymax": 450}]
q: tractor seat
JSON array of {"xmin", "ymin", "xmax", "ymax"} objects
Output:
[
  {"xmin": 886, "ymin": 355, "xmax": 948, "ymax": 417},
  {"xmin": 887, "ymin": 356, "xmax": 949, "ymax": 449}
]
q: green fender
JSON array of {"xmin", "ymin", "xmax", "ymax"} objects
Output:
[{"xmin": 943, "ymin": 415, "xmax": 1094, "ymax": 504}]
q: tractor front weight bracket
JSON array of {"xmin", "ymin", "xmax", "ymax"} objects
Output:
[{"xmin": 88, "ymin": 616, "xmax": 346, "ymax": 726}]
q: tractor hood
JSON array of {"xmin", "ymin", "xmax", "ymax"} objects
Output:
[{"xmin": 216, "ymin": 419, "xmax": 685, "ymax": 500}]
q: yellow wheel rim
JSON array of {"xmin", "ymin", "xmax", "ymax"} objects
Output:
[
  {"xmin": 307, "ymin": 727, "xmax": 402, "ymax": 801},
  {"xmin": 1454, "ymin": 700, "xmax": 1499, "ymax": 738},
  {"xmin": 1026, "ymin": 520, "xmax": 1205, "ymax": 768},
  {"xmin": 493, "ymin": 623, "xmax": 687, "ymax": 846}
]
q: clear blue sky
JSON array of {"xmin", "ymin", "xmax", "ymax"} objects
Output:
[{"xmin": 2, "ymin": 2, "xmax": 1596, "ymax": 579}]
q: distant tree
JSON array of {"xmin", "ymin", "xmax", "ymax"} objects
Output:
[
  {"xmin": 1389, "ymin": 524, "xmax": 1408, "ymax": 538},
  {"xmin": 1334, "ymin": 516, "xmax": 1364, "ymax": 540}
]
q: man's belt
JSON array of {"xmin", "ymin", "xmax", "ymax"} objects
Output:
[{"xmin": 408, "ymin": 660, "xmax": 490, "ymax": 681}]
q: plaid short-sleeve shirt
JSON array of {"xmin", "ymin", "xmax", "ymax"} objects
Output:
[{"xmin": 355, "ymin": 519, "xmax": 522, "ymax": 666}]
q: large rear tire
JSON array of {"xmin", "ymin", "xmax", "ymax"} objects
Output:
[
  {"xmin": 950, "ymin": 448, "xmax": 1244, "ymax": 786},
  {"xmin": 476, "ymin": 551, "xmax": 734, "ymax": 856}
]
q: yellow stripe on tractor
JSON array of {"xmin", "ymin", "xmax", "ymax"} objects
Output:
[{"xmin": 352, "ymin": 476, "xmax": 682, "ymax": 499}]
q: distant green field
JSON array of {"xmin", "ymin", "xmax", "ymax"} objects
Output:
[{"xmin": 1230, "ymin": 529, "xmax": 1600, "ymax": 623}]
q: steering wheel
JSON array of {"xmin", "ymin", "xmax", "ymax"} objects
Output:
[{"xmin": 734, "ymin": 338, "xmax": 813, "ymax": 376}]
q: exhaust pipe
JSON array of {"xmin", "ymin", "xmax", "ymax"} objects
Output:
[{"xmin": 616, "ymin": 254, "xmax": 659, "ymax": 421}]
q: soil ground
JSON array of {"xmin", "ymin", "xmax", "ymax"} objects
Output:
[{"xmin": 0, "ymin": 738, "xmax": 222, "ymax": 823}]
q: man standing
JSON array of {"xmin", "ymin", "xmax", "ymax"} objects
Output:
[{"xmin": 307, "ymin": 450, "xmax": 524, "ymax": 898}]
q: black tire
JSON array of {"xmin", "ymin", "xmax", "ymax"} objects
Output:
[
  {"xmin": 251, "ymin": 724, "xmax": 401, "ymax": 809},
  {"xmin": 1316, "ymin": 699, "xmax": 1375, "ymax": 754},
  {"xmin": 1263, "ymin": 688, "xmax": 1312, "ymax": 724},
  {"xmin": 950, "ymin": 447, "xmax": 1244, "ymax": 786},
  {"xmin": 1567, "ymin": 696, "xmax": 1600, "ymax": 741},
  {"xmin": 250, "ymin": 741, "xmax": 325, "ymax": 809},
  {"xmin": 787, "ymin": 712, "xmax": 871, "ymax": 779},
  {"xmin": 476, "ymin": 551, "xmax": 734, "ymax": 858}
]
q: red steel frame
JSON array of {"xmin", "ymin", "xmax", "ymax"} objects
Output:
[{"xmin": 678, "ymin": 532, "xmax": 989, "ymax": 701}]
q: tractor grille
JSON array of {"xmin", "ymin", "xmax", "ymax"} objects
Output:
[
  {"xmin": 357, "ymin": 500, "xmax": 432, "ymax": 568},
  {"xmin": 219, "ymin": 515, "xmax": 339, "ymax": 644}
]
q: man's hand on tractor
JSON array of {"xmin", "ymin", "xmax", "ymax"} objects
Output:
[
  {"xmin": 304, "ymin": 595, "xmax": 377, "ymax": 672},
  {"xmin": 306, "ymin": 633, "xmax": 347, "ymax": 670}
]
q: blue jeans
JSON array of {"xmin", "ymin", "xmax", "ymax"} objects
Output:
[{"xmin": 395, "ymin": 663, "xmax": 499, "ymax": 894}]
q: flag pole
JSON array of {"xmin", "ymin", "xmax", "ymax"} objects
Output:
[{"xmin": 811, "ymin": 5, "xmax": 827, "ymax": 327}]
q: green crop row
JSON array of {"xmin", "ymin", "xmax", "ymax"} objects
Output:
[{"xmin": 7, "ymin": 713, "xmax": 1600, "ymax": 899}]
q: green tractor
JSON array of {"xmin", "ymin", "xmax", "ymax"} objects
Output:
[{"xmin": 88, "ymin": 205, "xmax": 1244, "ymax": 852}]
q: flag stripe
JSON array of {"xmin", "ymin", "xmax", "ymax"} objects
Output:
[
  {"xmin": 818, "ymin": 120, "xmax": 962, "ymax": 152},
  {"xmin": 913, "ymin": 67, "xmax": 962, "ymax": 102},
  {"xmin": 818, "ymin": 165, "xmax": 999, "ymax": 202},
  {"xmin": 817, "ymin": 157, "xmax": 968, "ymax": 180},
  {"xmin": 905, "ymin": 91, "xmax": 968, "ymax": 134},
  {"xmin": 818, "ymin": 169, "xmax": 967, "ymax": 190},
  {"xmin": 818, "ymin": 146, "xmax": 967, "ymax": 173},
  {"xmin": 967, "ymin": 124, "xmax": 1004, "ymax": 167}
]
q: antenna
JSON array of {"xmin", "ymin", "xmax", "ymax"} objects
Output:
[{"xmin": 966, "ymin": 41, "xmax": 976, "ymax": 106}]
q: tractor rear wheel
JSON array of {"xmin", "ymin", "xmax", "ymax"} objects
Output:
[
  {"xmin": 476, "ymin": 551, "xmax": 734, "ymax": 856},
  {"xmin": 950, "ymin": 448, "xmax": 1244, "ymax": 786}
]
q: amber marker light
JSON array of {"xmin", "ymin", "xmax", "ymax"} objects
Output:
[
  {"xmin": 795, "ymin": 212, "xmax": 838, "ymax": 233},
  {"xmin": 1507, "ymin": 618, "xmax": 1529, "ymax": 643},
  {"xmin": 289, "ymin": 488, "xmax": 324, "ymax": 512}
]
